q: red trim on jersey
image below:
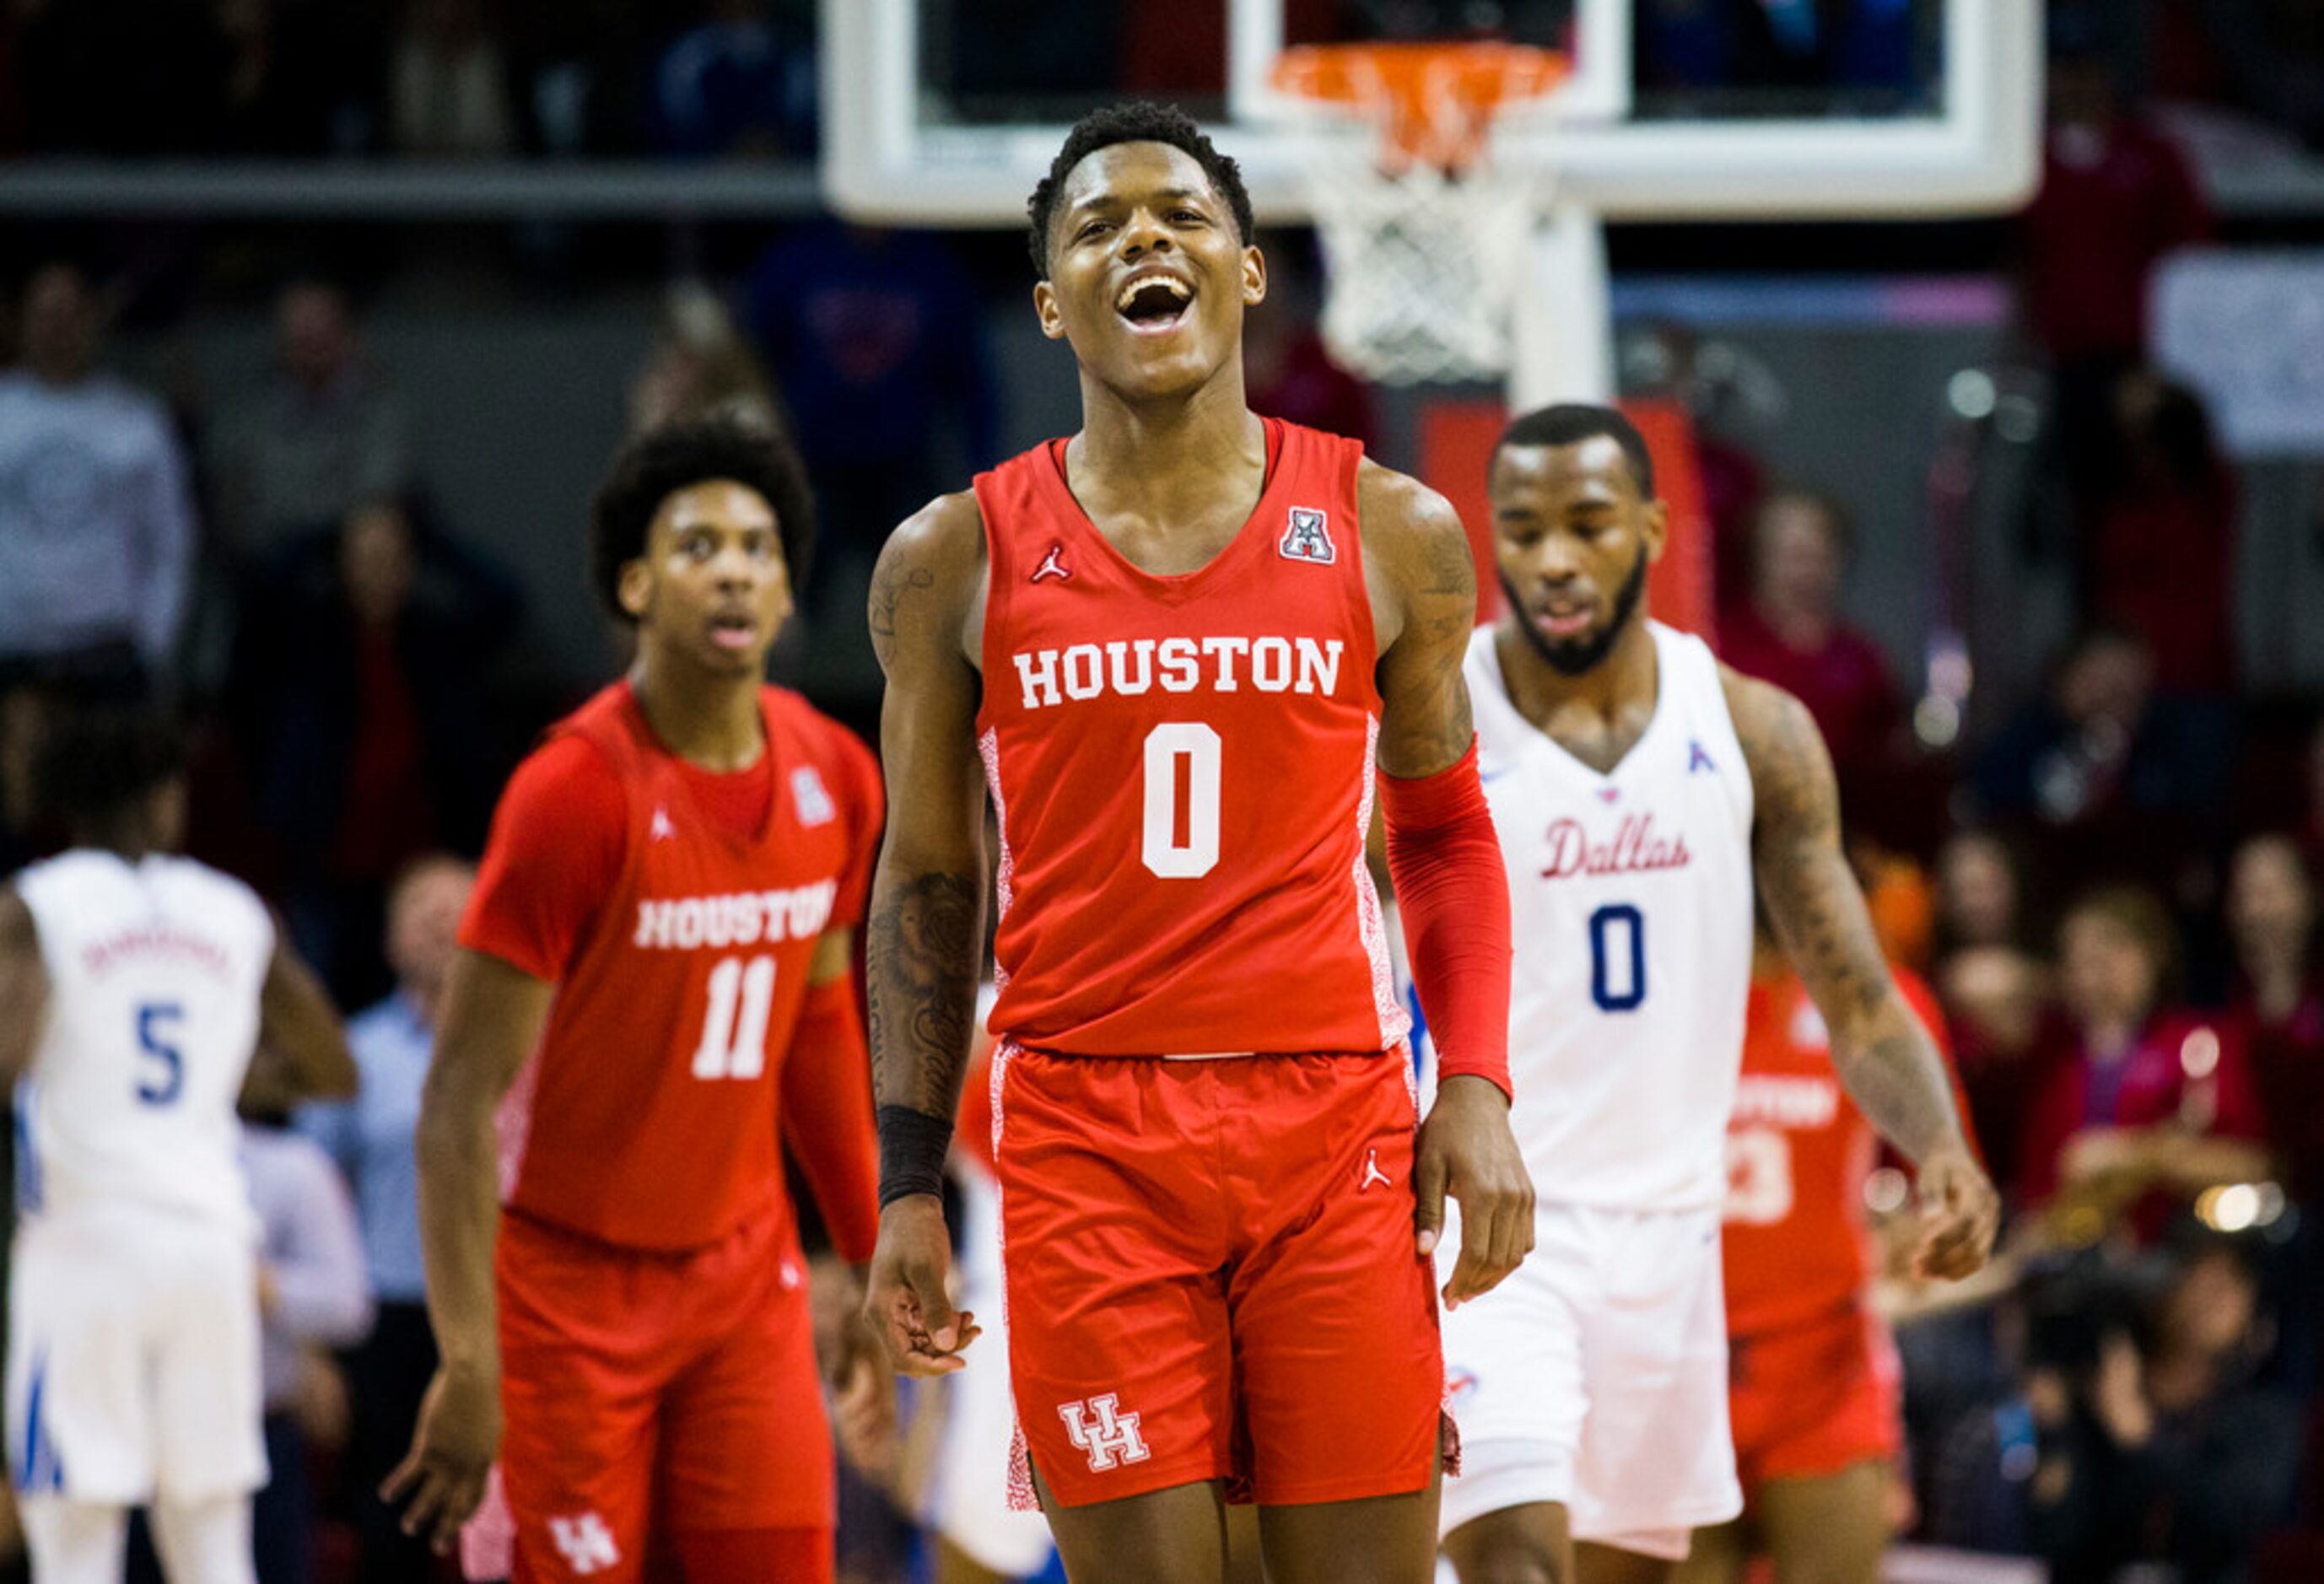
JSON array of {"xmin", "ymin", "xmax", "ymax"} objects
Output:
[
  {"xmin": 1381, "ymin": 740, "xmax": 1512, "ymax": 1097},
  {"xmin": 784, "ymin": 976, "xmax": 880, "ymax": 1264}
]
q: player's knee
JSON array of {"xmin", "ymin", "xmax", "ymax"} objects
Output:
[{"xmin": 1446, "ymin": 1523, "xmax": 1570, "ymax": 1584}]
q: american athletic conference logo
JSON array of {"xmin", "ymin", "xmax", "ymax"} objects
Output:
[
  {"xmin": 1279, "ymin": 506, "xmax": 1335, "ymax": 565},
  {"xmin": 1059, "ymin": 1393, "xmax": 1151, "ymax": 1473}
]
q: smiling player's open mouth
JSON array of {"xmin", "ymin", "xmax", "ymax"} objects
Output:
[{"xmin": 1114, "ymin": 274, "xmax": 1194, "ymax": 336}]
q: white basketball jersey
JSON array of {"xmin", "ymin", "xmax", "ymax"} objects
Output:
[
  {"xmin": 12, "ymin": 850, "xmax": 273, "ymax": 1234},
  {"xmin": 1467, "ymin": 621, "xmax": 1755, "ymax": 1212}
]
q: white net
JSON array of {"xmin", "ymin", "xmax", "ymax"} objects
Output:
[{"xmin": 1295, "ymin": 132, "xmax": 1549, "ymax": 384}]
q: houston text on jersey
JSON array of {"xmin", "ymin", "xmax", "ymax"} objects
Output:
[{"xmin": 1010, "ymin": 635, "xmax": 1346, "ymax": 711}]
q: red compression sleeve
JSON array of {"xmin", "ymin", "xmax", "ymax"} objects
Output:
[
  {"xmin": 782, "ymin": 976, "xmax": 881, "ymax": 1263},
  {"xmin": 1381, "ymin": 739, "xmax": 1513, "ymax": 1099}
]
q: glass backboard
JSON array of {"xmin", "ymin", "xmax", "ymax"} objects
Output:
[{"xmin": 824, "ymin": 0, "xmax": 2037, "ymax": 224}]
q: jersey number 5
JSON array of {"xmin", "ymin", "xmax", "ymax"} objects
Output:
[
  {"xmin": 135, "ymin": 1001, "xmax": 185, "ymax": 1105},
  {"xmin": 1142, "ymin": 724, "xmax": 1221, "ymax": 879},
  {"xmin": 693, "ymin": 955, "xmax": 776, "ymax": 1080}
]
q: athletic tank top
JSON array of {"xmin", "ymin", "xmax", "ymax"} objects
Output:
[
  {"xmin": 1469, "ymin": 620, "xmax": 1755, "ymax": 1211},
  {"xmin": 973, "ymin": 418, "xmax": 1406, "ymax": 1058},
  {"xmin": 493, "ymin": 683, "xmax": 876, "ymax": 1251},
  {"xmin": 13, "ymin": 850, "xmax": 273, "ymax": 1234}
]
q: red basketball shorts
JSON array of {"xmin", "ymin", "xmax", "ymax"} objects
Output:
[
  {"xmin": 992, "ymin": 1045, "xmax": 1445, "ymax": 1510},
  {"xmin": 1727, "ymin": 1302, "xmax": 1902, "ymax": 1494},
  {"xmin": 494, "ymin": 1203, "xmax": 835, "ymax": 1583}
]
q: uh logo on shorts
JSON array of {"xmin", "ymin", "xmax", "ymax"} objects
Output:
[
  {"xmin": 547, "ymin": 1511, "xmax": 620, "ymax": 1576},
  {"xmin": 1058, "ymin": 1392, "xmax": 1151, "ymax": 1473}
]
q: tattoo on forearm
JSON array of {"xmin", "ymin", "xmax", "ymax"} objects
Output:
[
  {"xmin": 1742, "ymin": 683, "xmax": 1960, "ymax": 1161},
  {"xmin": 1832, "ymin": 1024, "xmax": 1961, "ymax": 1164},
  {"xmin": 865, "ymin": 870, "xmax": 982, "ymax": 1118}
]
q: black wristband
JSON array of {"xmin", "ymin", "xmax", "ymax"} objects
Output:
[{"xmin": 877, "ymin": 1104, "xmax": 955, "ymax": 1208}]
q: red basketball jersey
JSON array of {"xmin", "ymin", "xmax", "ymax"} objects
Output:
[
  {"xmin": 1723, "ymin": 967, "xmax": 1955, "ymax": 1335},
  {"xmin": 462, "ymin": 682, "xmax": 882, "ymax": 1251},
  {"xmin": 973, "ymin": 418, "xmax": 1407, "ymax": 1057}
]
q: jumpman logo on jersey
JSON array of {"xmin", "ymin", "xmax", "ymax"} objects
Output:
[
  {"xmin": 1689, "ymin": 740, "xmax": 1717, "ymax": 774},
  {"xmin": 650, "ymin": 805, "xmax": 676, "ymax": 843},
  {"xmin": 547, "ymin": 1512, "xmax": 620, "ymax": 1575},
  {"xmin": 1032, "ymin": 542, "xmax": 1071, "ymax": 584},
  {"xmin": 1359, "ymin": 1146, "xmax": 1394, "ymax": 1192}
]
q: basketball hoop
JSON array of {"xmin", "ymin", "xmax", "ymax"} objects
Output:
[{"xmin": 1269, "ymin": 41, "xmax": 1568, "ymax": 385}]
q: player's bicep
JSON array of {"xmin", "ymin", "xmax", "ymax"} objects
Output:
[
  {"xmin": 1734, "ymin": 679, "xmax": 1894, "ymax": 1037},
  {"xmin": 425, "ymin": 947, "xmax": 554, "ymax": 1114},
  {"xmin": 1367, "ymin": 469, "xmax": 1478, "ymax": 779},
  {"xmin": 0, "ymin": 886, "xmax": 49, "ymax": 1084},
  {"xmin": 869, "ymin": 496, "xmax": 988, "ymax": 871}
]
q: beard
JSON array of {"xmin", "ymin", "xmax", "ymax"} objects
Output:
[{"xmin": 1500, "ymin": 546, "xmax": 1649, "ymax": 678}]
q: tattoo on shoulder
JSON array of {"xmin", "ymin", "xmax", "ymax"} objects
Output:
[
  {"xmin": 867, "ymin": 553, "xmax": 936, "ymax": 662},
  {"xmin": 865, "ymin": 871, "xmax": 982, "ymax": 1116}
]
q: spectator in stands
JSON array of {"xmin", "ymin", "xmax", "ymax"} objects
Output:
[
  {"xmin": 651, "ymin": 0, "xmax": 816, "ymax": 159},
  {"xmin": 230, "ymin": 495, "xmax": 518, "ymax": 1003},
  {"xmin": 240, "ymin": 1113, "xmax": 373, "ymax": 1584},
  {"xmin": 0, "ymin": 261, "xmax": 197, "ymax": 686},
  {"xmin": 627, "ymin": 280, "xmax": 786, "ymax": 435},
  {"xmin": 2082, "ymin": 369, "xmax": 2238, "ymax": 694},
  {"xmin": 2018, "ymin": 886, "xmax": 2267, "ymax": 1225},
  {"xmin": 1933, "ymin": 831, "xmax": 2053, "ymax": 1200},
  {"xmin": 388, "ymin": 0, "xmax": 515, "ymax": 159},
  {"xmin": 744, "ymin": 221, "xmax": 997, "ymax": 698},
  {"xmin": 208, "ymin": 277, "xmax": 412, "ymax": 560},
  {"xmin": 2226, "ymin": 835, "xmax": 2324, "ymax": 1201},
  {"xmin": 2025, "ymin": 1236, "xmax": 2300, "ymax": 1582},
  {"xmin": 1973, "ymin": 622, "xmax": 2235, "ymax": 897},
  {"xmin": 1720, "ymin": 488, "xmax": 1902, "ymax": 773},
  {"xmin": 2020, "ymin": 8, "xmax": 2212, "ymax": 518},
  {"xmin": 299, "ymin": 855, "xmax": 472, "ymax": 1584}
]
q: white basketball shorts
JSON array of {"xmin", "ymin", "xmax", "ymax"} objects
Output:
[
  {"xmin": 7, "ymin": 1211, "xmax": 267, "ymax": 1505},
  {"xmin": 923, "ymin": 1164, "xmax": 1056, "ymax": 1576},
  {"xmin": 1437, "ymin": 1201, "xmax": 1741, "ymax": 1560}
]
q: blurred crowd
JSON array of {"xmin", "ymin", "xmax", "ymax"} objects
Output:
[{"xmin": 3, "ymin": 1, "xmax": 2324, "ymax": 1581}]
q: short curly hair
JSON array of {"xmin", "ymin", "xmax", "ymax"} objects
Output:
[
  {"xmin": 1026, "ymin": 101, "xmax": 1254, "ymax": 277},
  {"xmin": 35, "ymin": 699, "xmax": 187, "ymax": 833},
  {"xmin": 587, "ymin": 415, "xmax": 816, "ymax": 624}
]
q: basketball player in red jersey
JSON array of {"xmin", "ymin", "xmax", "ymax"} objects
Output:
[
  {"xmin": 1682, "ymin": 923, "xmax": 1971, "ymax": 1584},
  {"xmin": 380, "ymin": 417, "xmax": 887, "ymax": 1583},
  {"xmin": 861, "ymin": 104, "xmax": 1534, "ymax": 1582}
]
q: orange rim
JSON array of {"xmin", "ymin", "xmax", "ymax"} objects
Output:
[{"xmin": 1270, "ymin": 41, "xmax": 1570, "ymax": 170}]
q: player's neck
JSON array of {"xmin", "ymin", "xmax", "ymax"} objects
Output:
[
  {"xmin": 1495, "ymin": 613, "xmax": 1658, "ymax": 730},
  {"xmin": 628, "ymin": 655, "xmax": 765, "ymax": 773},
  {"xmin": 1070, "ymin": 358, "xmax": 1264, "ymax": 515}
]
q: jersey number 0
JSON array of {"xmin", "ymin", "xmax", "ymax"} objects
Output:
[{"xmin": 1142, "ymin": 724, "xmax": 1221, "ymax": 879}]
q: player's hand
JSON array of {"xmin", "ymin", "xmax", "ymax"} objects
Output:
[
  {"xmin": 832, "ymin": 1351, "xmax": 901, "ymax": 1479},
  {"xmin": 863, "ymin": 1193, "xmax": 981, "ymax": 1376},
  {"xmin": 1415, "ymin": 1074, "xmax": 1535, "ymax": 1309},
  {"xmin": 1912, "ymin": 1143, "xmax": 1998, "ymax": 1282},
  {"xmin": 382, "ymin": 1358, "xmax": 500, "ymax": 1555}
]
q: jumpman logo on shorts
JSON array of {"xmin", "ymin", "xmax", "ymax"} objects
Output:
[
  {"xmin": 1360, "ymin": 1147, "xmax": 1394, "ymax": 1192},
  {"xmin": 1032, "ymin": 542, "xmax": 1071, "ymax": 583}
]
